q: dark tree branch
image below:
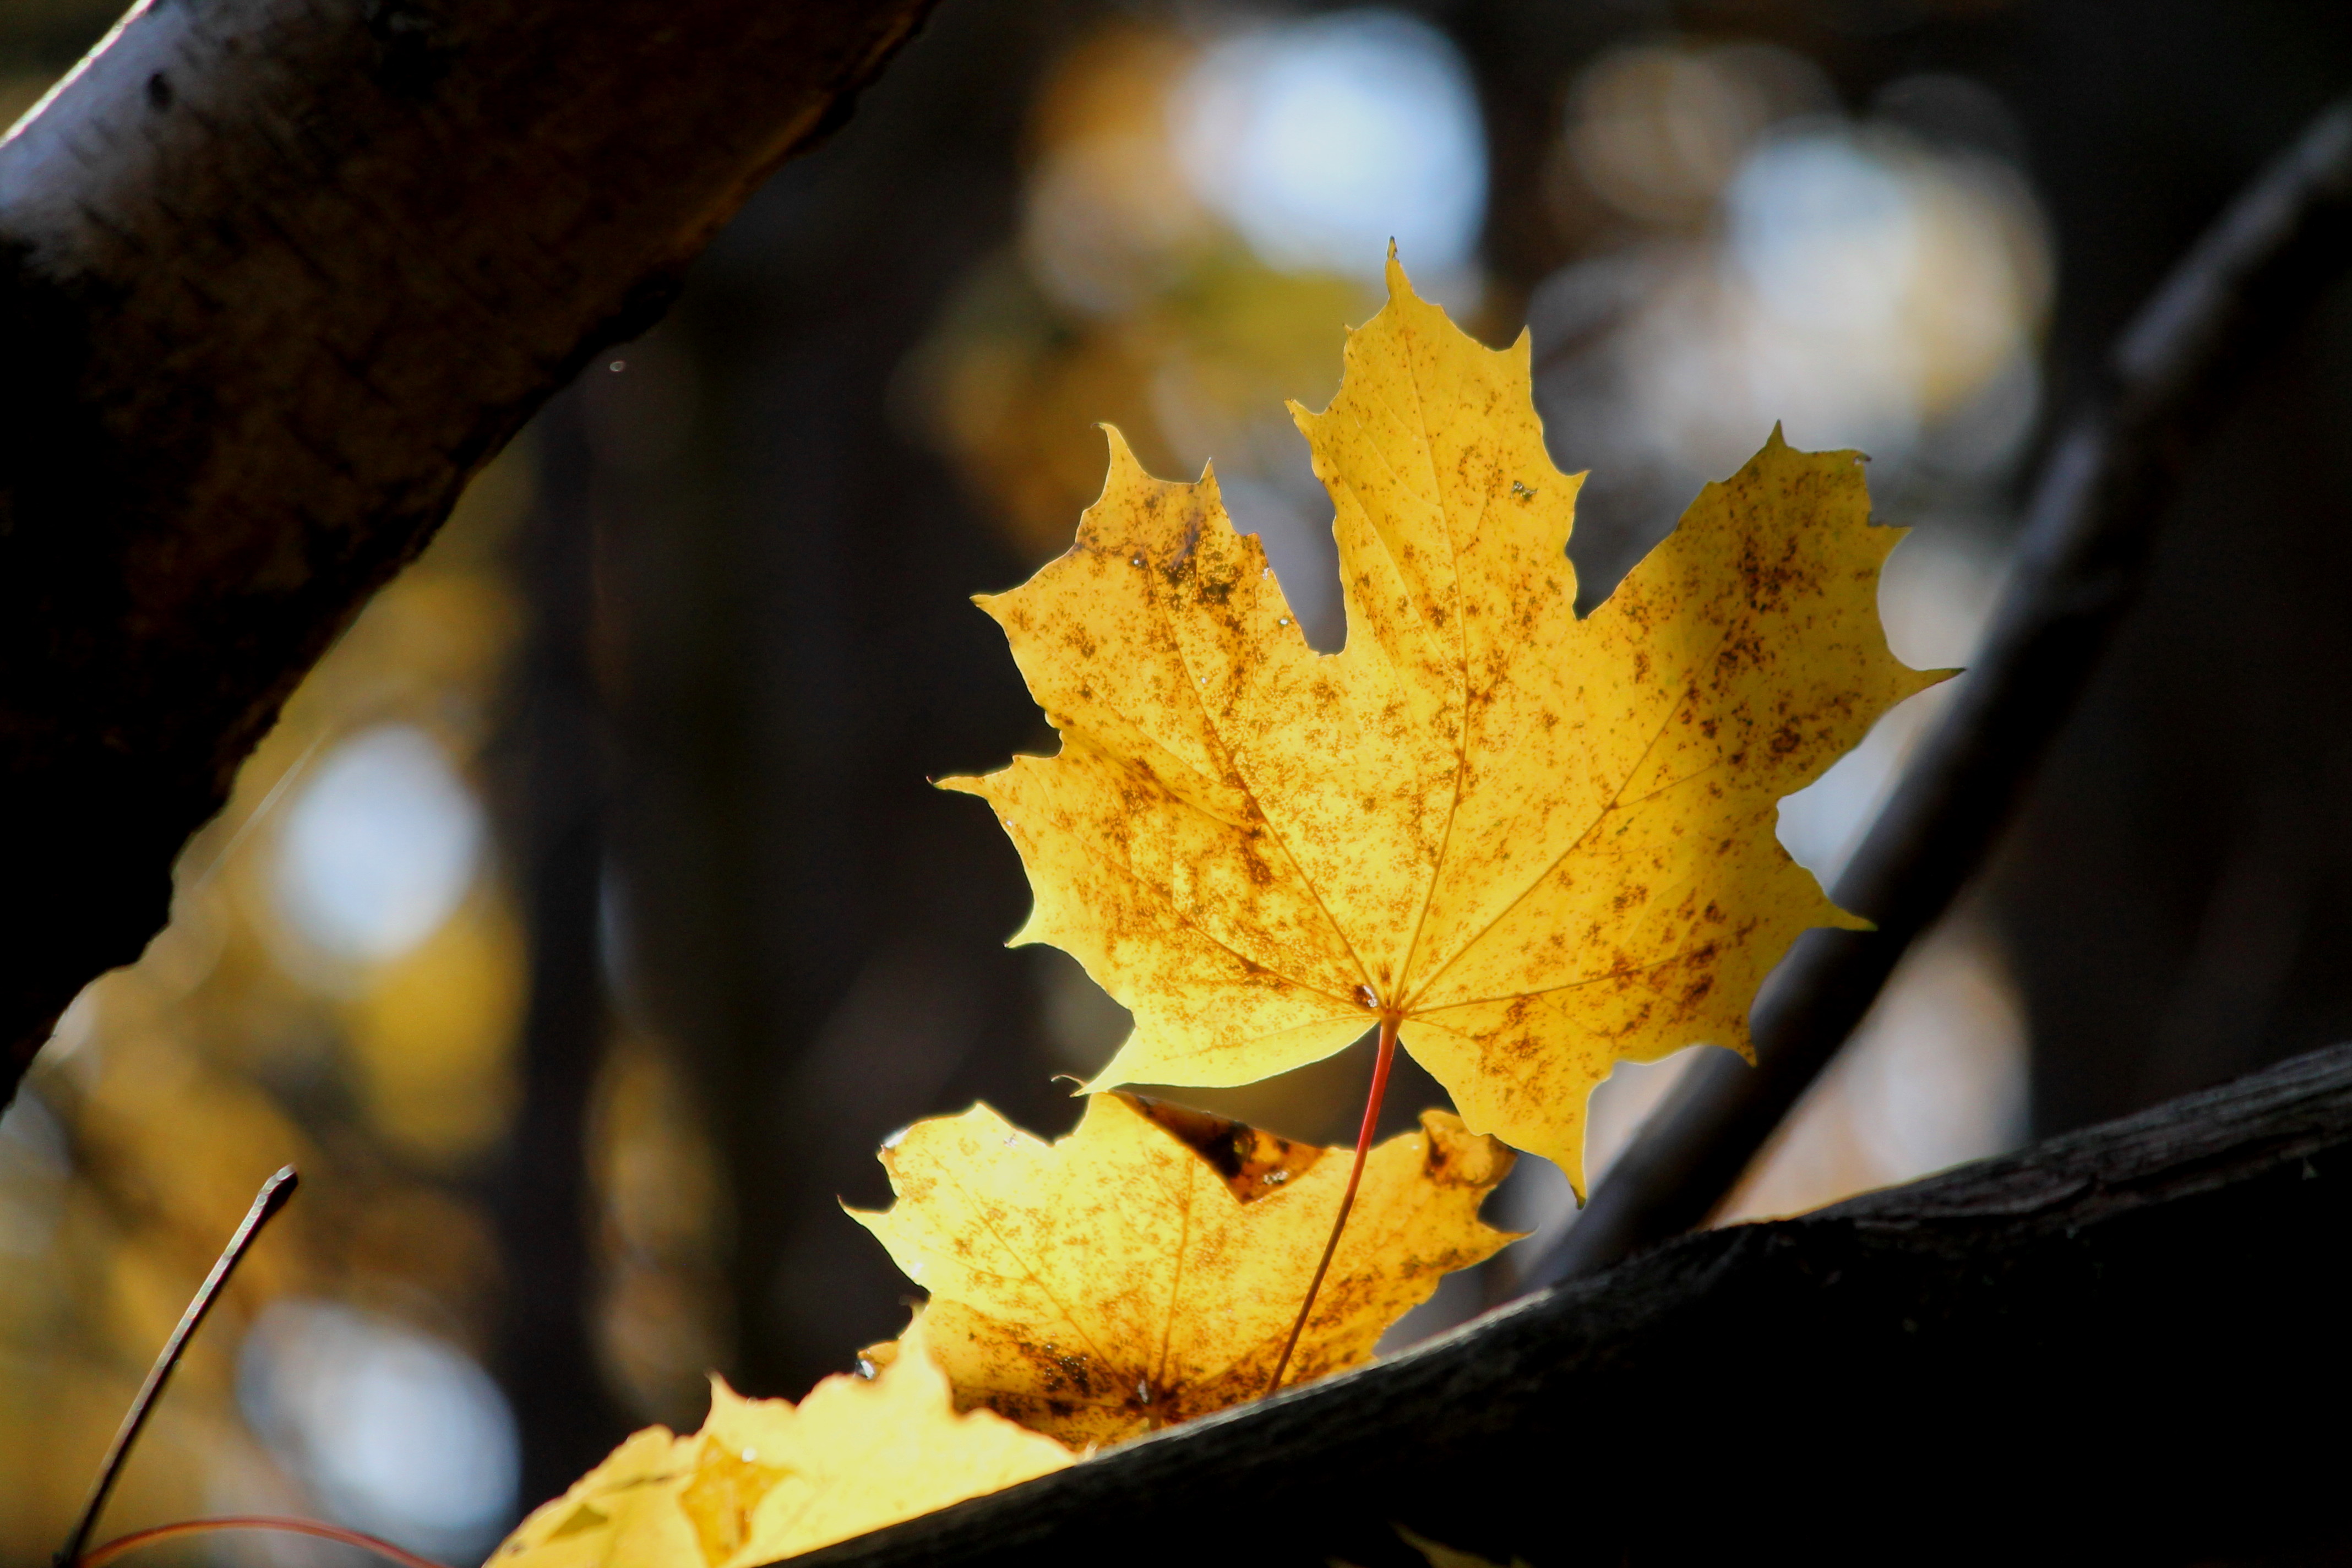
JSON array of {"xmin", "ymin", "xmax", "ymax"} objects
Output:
[
  {"xmin": 1525, "ymin": 96, "xmax": 2352, "ymax": 1287},
  {"xmin": 0, "ymin": 0, "xmax": 941, "ymax": 1098},
  {"xmin": 488, "ymin": 385, "xmax": 627, "ymax": 1498},
  {"xmin": 799, "ymin": 1039, "xmax": 2352, "ymax": 1567}
]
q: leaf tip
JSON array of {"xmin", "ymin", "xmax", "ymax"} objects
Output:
[{"xmin": 1098, "ymin": 421, "xmax": 1144, "ymax": 477}]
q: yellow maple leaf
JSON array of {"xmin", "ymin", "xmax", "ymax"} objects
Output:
[
  {"xmin": 490, "ymin": 1427, "xmax": 698, "ymax": 1568},
  {"xmin": 945, "ymin": 251, "xmax": 1938, "ymax": 1192},
  {"xmin": 850, "ymin": 1091, "xmax": 1515, "ymax": 1446},
  {"xmin": 488, "ymin": 1314, "xmax": 1072, "ymax": 1568}
]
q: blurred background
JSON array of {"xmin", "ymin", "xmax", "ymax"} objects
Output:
[{"xmin": 5, "ymin": 0, "xmax": 2352, "ymax": 1560}]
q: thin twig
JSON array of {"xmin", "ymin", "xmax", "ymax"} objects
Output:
[
  {"xmin": 1267, "ymin": 1016, "xmax": 1399, "ymax": 1395},
  {"xmin": 81, "ymin": 1517, "xmax": 447, "ymax": 1568},
  {"xmin": 1522, "ymin": 96, "xmax": 2352, "ymax": 1291},
  {"xmin": 183, "ymin": 731, "xmax": 326, "ymax": 894},
  {"xmin": 56, "ymin": 1166, "xmax": 299, "ymax": 1567}
]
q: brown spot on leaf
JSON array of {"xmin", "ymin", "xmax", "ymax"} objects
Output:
[{"xmin": 1119, "ymin": 1092, "xmax": 1325, "ymax": 1201}]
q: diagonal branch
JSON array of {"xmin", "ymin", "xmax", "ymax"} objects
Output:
[
  {"xmin": 1521, "ymin": 94, "xmax": 2352, "ymax": 1288},
  {"xmin": 793, "ymin": 1038, "xmax": 2352, "ymax": 1567},
  {"xmin": 0, "ymin": 0, "xmax": 943, "ymax": 1102}
]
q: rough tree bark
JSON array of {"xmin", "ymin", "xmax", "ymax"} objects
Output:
[
  {"xmin": 0, "ymin": 0, "xmax": 941, "ymax": 1098},
  {"xmin": 803, "ymin": 1040, "xmax": 2352, "ymax": 1567}
]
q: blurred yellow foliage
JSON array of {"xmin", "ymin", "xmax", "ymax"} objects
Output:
[
  {"xmin": 343, "ymin": 889, "xmax": 525, "ymax": 1166},
  {"xmin": 918, "ymin": 251, "xmax": 1365, "ymax": 563},
  {"xmin": 909, "ymin": 20, "xmax": 1371, "ymax": 562},
  {"xmin": 592, "ymin": 1037, "xmax": 732, "ymax": 1425}
]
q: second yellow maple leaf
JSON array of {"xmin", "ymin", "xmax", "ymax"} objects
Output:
[
  {"xmin": 852, "ymin": 1091, "xmax": 1515, "ymax": 1446},
  {"xmin": 948, "ymin": 251, "xmax": 1939, "ymax": 1192}
]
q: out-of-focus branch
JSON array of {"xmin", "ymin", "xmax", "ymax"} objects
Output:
[
  {"xmin": 796, "ymin": 1042, "xmax": 2352, "ymax": 1567},
  {"xmin": 1522, "ymin": 96, "xmax": 2352, "ymax": 1289},
  {"xmin": 0, "ymin": 0, "xmax": 941, "ymax": 1100},
  {"xmin": 489, "ymin": 387, "xmax": 627, "ymax": 1496}
]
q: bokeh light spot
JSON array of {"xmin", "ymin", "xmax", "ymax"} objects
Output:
[
  {"xmin": 273, "ymin": 724, "xmax": 484, "ymax": 963},
  {"xmin": 1728, "ymin": 133, "xmax": 1923, "ymax": 333},
  {"xmin": 238, "ymin": 1299, "xmax": 520, "ymax": 1558},
  {"xmin": 1175, "ymin": 10, "xmax": 1487, "ymax": 280}
]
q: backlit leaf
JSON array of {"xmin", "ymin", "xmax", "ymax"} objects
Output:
[
  {"xmin": 851, "ymin": 1091, "xmax": 1515, "ymax": 1446},
  {"xmin": 946, "ymin": 251, "xmax": 1936, "ymax": 1192},
  {"xmin": 489, "ymin": 1314, "xmax": 1071, "ymax": 1568}
]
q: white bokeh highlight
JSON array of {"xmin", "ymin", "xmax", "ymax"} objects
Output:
[
  {"xmin": 1174, "ymin": 9, "xmax": 1487, "ymax": 282},
  {"xmin": 238, "ymin": 1299, "xmax": 520, "ymax": 1559},
  {"xmin": 272, "ymin": 724, "xmax": 484, "ymax": 963}
]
